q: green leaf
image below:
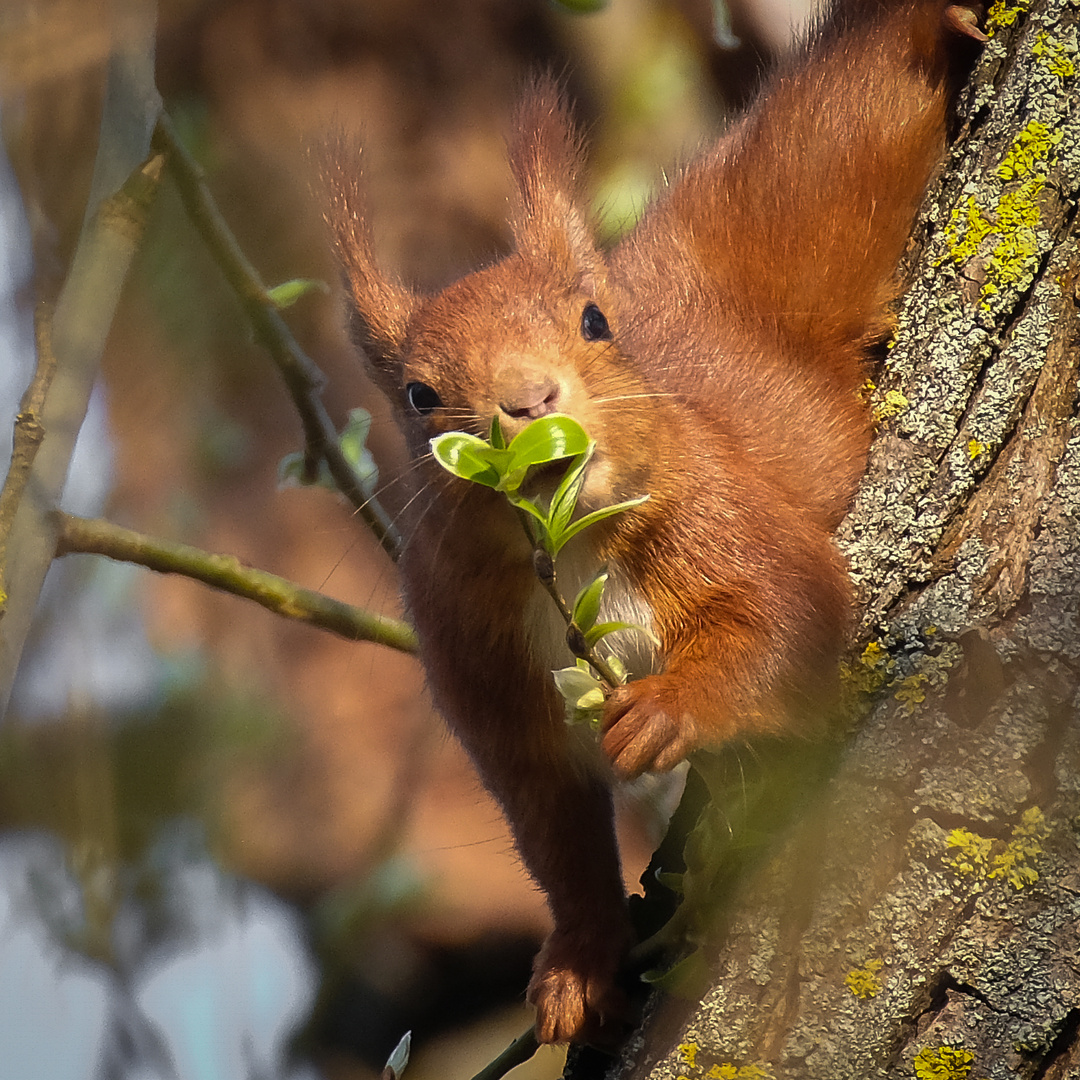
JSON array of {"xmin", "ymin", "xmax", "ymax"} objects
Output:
[
  {"xmin": 547, "ymin": 444, "xmax": 595, "ymax": 541},
  {"xmin": 584, "ymin": 619, "xmax": 660, "ymax": 648},
  {"xmin": 279, "ymin": 408, "xmax": 380, "ymax": 497},
  {"xmin": 338, "ymin": 407, "xmax": 371, "ymax": 459},
  {"xmin": 571, "ymin": 570, "xmax": 609, "ymax": 633},
  {"xmin": 278, "ymin": 450, "xmax": 333, "ymax": 490},
  {"xmin": 552, "ymin": 493, "xmax": 650, "ymax": 555},
  {"xmin": 654, "ymin": 870, "xmax": 685, "ymax": 894},
  {"xmin": 430, "ymin": 431, "xmax": 507, "ymax": 488},
  {"xmin": 511, "ymin": 496, "xmax": 549, "ymax": 526},
  {"xmin": 265, "ymin": 277, "xmax": 328, "ymax": 309},
  {"xmin": 504, "ymin": 414, "xmax": 590, "ymax": 474},
  {"xmin": 607, "ymin": 653, "xmax": 627, "ymax": 682},
  {"xmin": 338, "ymin": 408, "xmax": 379, "ymax": 496},
  {"xmin": 553, "ymin": 665, "xmax": 605, "ymax": 706},
  {"xmin": 431, "ymin": 415, "xmax": 647, "ymax": 563},
  {"xmin": 640, "ymin": 947, "xmax": 711, "ymax": 996},
  {"xmin": 384, "ymin": 1031, "xmax": 411, "ymax": 1080},
  {"xmin": 498, "ymin": 464, "xmax": 533, "ymax": 495},
  {"xmin": 552, "ymin": 665, "xmax": 606, "ymax": 729}
]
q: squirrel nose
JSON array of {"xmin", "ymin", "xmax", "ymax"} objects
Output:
[{"xmin": 496, "ymin": 374, "xmax": 561, "ymax": 421}]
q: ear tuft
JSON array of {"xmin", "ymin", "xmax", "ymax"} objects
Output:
[
  {"xmin": 318, "ymin": 134, "xmax": 416, "ymax": 378},
  {"xmin": 507, "ymin": 76, "xmax": 602, "ymax": 285}
]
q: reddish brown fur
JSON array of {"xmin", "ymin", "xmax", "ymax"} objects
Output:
[{"xmin": 325, "ymin": 0, "xmax": 980, "ymax": 1045}]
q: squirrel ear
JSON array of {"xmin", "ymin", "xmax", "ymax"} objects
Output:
[
  {"xmin": 508, "ymin": 77, "xmax": 603, "ymax": 289},
  {"xmin": 320, "ymin": 136, "xmax": 416, "ymax": 386}
]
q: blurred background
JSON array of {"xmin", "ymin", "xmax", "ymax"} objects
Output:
[{"xmin": 0, "ymin": 1, "xmax": 808, "ymax": 1077}]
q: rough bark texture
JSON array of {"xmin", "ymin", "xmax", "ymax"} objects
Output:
[{"xmin": 588, "ymin": 0, "xmax": 1080, "ymax": 1076}]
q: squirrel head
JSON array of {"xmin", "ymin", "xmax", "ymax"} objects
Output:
[{"xmin": 325, "ymin": 77, "xmax": 661, "ymax": 511}]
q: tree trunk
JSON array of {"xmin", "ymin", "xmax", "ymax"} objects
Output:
[{"xmin": 587, "ymin": 0, "xmax": 1080, "ymax": 1076}]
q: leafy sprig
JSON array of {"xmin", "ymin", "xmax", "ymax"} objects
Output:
[
  {"xmin": 431, "ymin": 414, "xmax": 654, "ymax": 721},
  {"xmin": 431, "ymin": 414, "xmax": 647, "ymax": 558},
  {"xmin": 279, "ymin": 408, "xmax": 379, "ymax": 498}
]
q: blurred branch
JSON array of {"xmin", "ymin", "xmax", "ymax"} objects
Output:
[
  {"xmin": 468, "ymin": 1029, "xmax": 540, "ymax": 1080},
  {"xmin": 151, "ymin": 114, "xmax": 402, "ymax": 563},
  {"xmin": 0, "ymin": 308, "xmax": 57, "ymax": 609},
  {"xmin": 54, "ymin": 511, "xmax": 418, "ymax": 654},
  {"xmin": 0, "ymin": 0, "xmax": 162, "ymax": 722}
]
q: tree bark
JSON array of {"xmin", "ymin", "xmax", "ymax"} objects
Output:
[{"xmin": 590, "ymin": 0, "xmax": 1080, "ymax": 1076}]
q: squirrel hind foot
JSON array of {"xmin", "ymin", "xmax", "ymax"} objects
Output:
[{"xmin": 528, "ymin": 930, "xmax": 634, "ymax": 1045}]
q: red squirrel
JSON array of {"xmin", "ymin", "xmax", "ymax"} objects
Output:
[{"xmin": 325, "ymin": 0, "xmax": 984, "ymax": 1045}]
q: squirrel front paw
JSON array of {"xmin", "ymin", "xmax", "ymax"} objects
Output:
[
  {"xmin": 527, "ymin": 929, "xmax": 631, "ymax": 1044},
  {"xmin": 601, "ymin": 676, "xmax": 699, "ymax": 780}
]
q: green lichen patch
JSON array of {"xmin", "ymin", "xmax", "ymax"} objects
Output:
[
  {"xmin": 895, "ymin": 673, "xmax": 928, "ymax": 716},
  {"xmin": 987, "ymin": 805, "xmax": 1051, "ymax": 888},
  {"xmin": 985, "ymin": 0, "xmax": 1030, "ymax": 35},
  {"xmin": 913, "ymin": 1045, "xmax": 976, "ymax": 1080},
  {"xmin": 707, "ymin": 1066, "xmax": 774, "ymax": 1080},
  {"xmin": 946, "ymin": 194, "xmax": 997, "ymax": 266},
  {"xmin": 842, "ymin": 630, "xmax": 959, "ymax": 718},
  {"xmin": 947, "ymin": 827, "xmax": 993, "ymax": 875},
  {"xmin": 1032, "ymin": 30, "xmax": 1077, "ymax": 80},
  {"xmin": 872, "ymin": 387, "xmax": 910, "ymax": 423},
  {"xmin": 945, "ymin": 807, "xmax": 1051, "ymax": 889},
  {"xmin": 893, "ymin": 639, "xmax": 961, "ymax": 715},
  {"xmin": 996, "ymin": 121, "xmax": 1063, "ymax": 182},
  {"xmin": 845, "ymin": 958, "xmax": 885, "ymax": 999},
  {"xmin": 674, "ymin": 1042, "xmax": 774, "ymax": 1080},
  {"xmin": 679, "ymin": 1042, "xmax": 700, "ymax": 1071},
  {"xmin": 942, "ymin": 121, "xmax": 1061, "ymax": 306},
  {"xmin": 842, "ymin": 638, "xmax": 896, "ymax": 697}
]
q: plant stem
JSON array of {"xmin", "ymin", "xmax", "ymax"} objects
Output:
[
  {"xmin": 0, "ymin": 140, "xmax": 163, "ymax": 721},
  {"xmin": 54, "ymin": 512, "xmax": 418, "ymax": 654},
  {"xmin": 0, "ymin": 308, "xmax": 57, "ymax": 615},
  {"xmin": 531, "ymin": 544, "xmax": 624, "ymax": 689},
  {"xmin": 467, "ymin": 1028, "xmax": 540, "ymax": 1080},
  {"xmin": 522, "ymin": 509, "xmax": 626, "ymax": 686}
]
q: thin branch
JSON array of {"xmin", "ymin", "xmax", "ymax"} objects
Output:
[
  {"xmin": 151, "ymin": 114, "xmax": 402, "ymax": 563},
  {"xmin": 467, "ymin": 1028, "xmax": 540, "ymax": 1080},
  {"xmin": 527, "ymin": 525, "xmax": 624, "ymax": 690},
  {"xmin": 0, "ymin": 148, "xmax": 164, "ymax": 722},
  {"xmin": 0, "ymin": 307, "xmax": 57, "ymax": 613},
  {"xmin": 54, "ymin": 512, "xmax": 418, "ymax": 655}
]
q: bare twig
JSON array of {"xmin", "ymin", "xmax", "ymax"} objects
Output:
[
  {"xmin": 0, "ymin": 308, "xmax": 57, "ymax": 612},
  {"xmin": 151, "ymin": 114, "xmax": 402, "ymax": 562},
  {"xmin": 53, "ymin": 512, "xmax": 418, "ymax": 654},
  {"xmin": 0, "ymin": 150, "xmax": 163, "ymax": 721},
  {"xmin": 467, "ymin": 1028, "xmax": 540, "ymax": 1080}
]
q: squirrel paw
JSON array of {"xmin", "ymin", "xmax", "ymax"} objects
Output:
[
  {"xmin": 601, "ymin": 676, "xmax": 699, "ymax": 780},
  {"xmin": 528, "ymin": 931, "xmax": 630, "ymax": 1045}
]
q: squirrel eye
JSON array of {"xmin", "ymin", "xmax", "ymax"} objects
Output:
[
  {"xmin": 580, "ymin": 302, "xmax": 612, "ymax": 342},
  {"xmin": 406, "ymin": 381, "xmax": 443, "ymax": 415}
]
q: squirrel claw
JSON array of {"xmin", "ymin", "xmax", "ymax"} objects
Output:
[
  {"xmin": 944, "ymin": 2, "xmax": 989, "ymax": 42},
  {"xmin": 528, "ymin": 931, "xmax": 631, "ymax": 1045}
]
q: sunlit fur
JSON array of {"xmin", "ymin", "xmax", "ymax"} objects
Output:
[{"xmin": 324, "ymin": 0, "xmax": 979, "ymax": 1045}]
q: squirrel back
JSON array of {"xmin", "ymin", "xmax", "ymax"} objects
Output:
[{"xmin": 325, "ymin": 0, "xmax": 982, "ymax": 1045}]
